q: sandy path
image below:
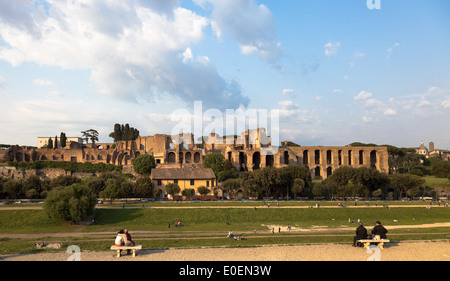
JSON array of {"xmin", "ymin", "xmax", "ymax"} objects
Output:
[{"xmin": 2, "ymin": 241, "xmax": 449, "ymax": 261}]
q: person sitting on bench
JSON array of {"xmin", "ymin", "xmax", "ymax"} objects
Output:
[
  {"xmin": 352, "ymin": 221, "xmax": 368, "ymax": 247},
  {"xmin": 371, "ymin": 221, "xmax": 388, "ymax": 239}
]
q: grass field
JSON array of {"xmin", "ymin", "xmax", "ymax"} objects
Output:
[{"xmin": 0, "ymin": 203, "xmax": 449, "ymax": 255}]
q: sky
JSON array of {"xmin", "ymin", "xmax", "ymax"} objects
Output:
[{"xmin": 0, "ymin": 0, "xmax": 449, "ymax": 150}]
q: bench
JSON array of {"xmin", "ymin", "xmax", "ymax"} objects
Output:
[
  {"xmin": 110, "ymin": 245, "xmax": 142, "ymax": 257},
  {"xmin": 357, "ymin": 239, "xmax": 390, "ymax": 249}
]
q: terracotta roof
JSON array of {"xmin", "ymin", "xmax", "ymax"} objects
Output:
[{"xmin": 151, "ymin": 168, "xmax": 216, "ymax": 180}]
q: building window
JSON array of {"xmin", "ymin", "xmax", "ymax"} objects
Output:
[
  {"xmin": 157, "ymin": 179, "xmax": 162, "ymax": 186},
  {"xmin": 174, "ymin": 179, "xmax": 178, "ymax": 184},
  {"xmin": 212, "ymin": 180, "xmax": 215, "ymax": 187},
  {"xmin": 206, "ymin": 180, "xmax": 209, "ymax": 187},
  {"xmin": 190, "ymin": 179, "xmax": 195, "ymax": 186}
]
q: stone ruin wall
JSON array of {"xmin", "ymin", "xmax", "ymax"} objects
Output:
[{"xmin": 1, "ymin": 130, "xmax": 389, "ymax": 180}]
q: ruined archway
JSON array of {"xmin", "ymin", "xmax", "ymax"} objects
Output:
[
  {"xmin": 252, "ymin": 151, "xmax": 261, "ymax": 170},
  {"xmin": 370, "ymin": 150, "xmax": 377, "ymax": 168},
  {"xmin": 265, "ymin": 154, "xmax": 274, "ymax": 167},
  {"xmin": 194, "ymin": 152, "xmax": 200, "ymax": 163},
  {"xmin": 185, "ymin": 152, "xmax": 192, "ymax": 163},
  {"xmin": 315, "ymin": 150, "xmax": 320, "ymax": 164},
  {"xmin": 283, "ymin": 151, "xmax": 289, "ymax": 165},
  {"xmin": 303, "ymin": 150, "xmax": 308, "ymax": 165},
  {"xmin": 168, "ymin": 152, "xmax": 176, "ymax": 163},
  {"xmin": 314, "ymin": 166, "xmax": 321, "ymax": 179}
]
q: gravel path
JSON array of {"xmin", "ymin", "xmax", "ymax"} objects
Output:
[{"xmin": 2, "ymin": 241, "xmax": 449, "ymax": 261}]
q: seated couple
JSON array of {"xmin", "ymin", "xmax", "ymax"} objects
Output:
[
  {"xmin": 352, "ymin": 221, "xmax": 388, "ymax": 247},
  {"xmin": 115, "ymin": 229, "xmax": 136, "ymax": 254}
]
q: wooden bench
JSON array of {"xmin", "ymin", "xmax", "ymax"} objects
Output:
[
  {"xmin": 110, "ymin": 245, "xmax": 142, "ymax": 257},
  {"xmin": 357, "ymin": 239, "xmax": 390, "ymax": 249}
]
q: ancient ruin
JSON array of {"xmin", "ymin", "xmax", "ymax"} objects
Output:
[{"xmin": 0, "ymin": 128, "xmax": 389, "ymax": 179}]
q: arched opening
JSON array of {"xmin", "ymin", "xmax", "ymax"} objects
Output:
[
  {"xmin": 314, "ymin": 166, "xmax": 321, "ymax": 179},
  {"xmin": 283, "ymin": 151, "xmax": 289, "ymax": 165},
  {"xmin": 193, "ymin": 152, "xmax": 200, "ymax": 163},
  {"xmin": 239, "ymin": 152, "xmax": 246, "ymax": 171},
  {"xmin": 315, "ymin": 150, "xmax": 320, "ymax": 164},
  {"xmin": 359, "ymin": 150, "xmax": 364, "ymax": 165},
  {"xmin": 303, "ymin": 150, "xmax": 308, "ymax": 165},
  {"xmin": 168, "ymin": 152, "xmax": 176, "ymax": 163},
  {"xmin": 265, "ymin": 154, "xmax": 274, "ymax": 167},
  {"xmin": 370, "ymin": 150, "xmax": 377, "ymax": 168},
  {"xmin": 253, "ymin": 151, "xmax": 261, "ymax": 170},
  {"xmin": 348, "ymin": 150, "xmax": 352, "ymax": 165},
  {"xmin": 327, "ymin": 166, "xmax": 332, "ymax": 177},
  {"xmin": 185, "ymin": 152, "xmax": 192, "ymax": 163},
  {"xmin": 326, "ymin": 150, "xmax": 332, "ymax": 164}
]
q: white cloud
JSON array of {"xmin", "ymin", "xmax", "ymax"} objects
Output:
[
  {"xmin": 278, "ymin": 100, "xmax": 318, "ymax": 124},
  {"xmin": 324, "ymin": 41, "xmax": 340, "ymax": 56},
  {"xmin": 332, "ymin": 89, "xmax": 343, "ymax": 93},
  {"xmin": 182, "ymin": 47, "xmax": 194, "ymax": 63},
  {"xmin": 387, "ymin": 42, "xmax": 400, "ymax": 59},
  {"xmin": 354, "ymin": 91, "xmax": 372, "ymax": 100},
  {"xmin": 353, "ymin": 52, "xmax": 366, "ymax": 58},
  {"xmin": 441, "ymin": 98, "xmax": 450, "ymax": 108},
  {"xmin": 201, "ymin": 0, "xmax": 282, "ymax": 63},
  {"xmin": 0, "ymin": 1, "xmax": 250, "ymax": 110},
  {"xmin": 33, "ymin": 78, "xmax": 54, "ymax": 86},
  {"xmin": 362, "ymin": 116, "xmax": 373, "ymax": 123},
  {"xmin": 282, "ymin": 88, "xmax": 294, "ymax": 96},
  {"xmin": 383, "ymin": 108, "xmax": 397, "ymax": 116}
]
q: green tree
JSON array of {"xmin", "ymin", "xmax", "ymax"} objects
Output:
[
  {"xmin": 109, "ymin": 123, "xmax": 139, "ymax": 142},
  {"xmin": 182, "ymin": 188, "xmax": 195, "ymax": 199},
  {"xmin": 135, "ymin": 176, "xmax": 153, "ymax": 199},
  {"xmin": 99, "ymin": 178, "xmax": 122, "ymax": 204},
  {"xmin": 431, "ymin": 161, "xmax": 450, "ymax": 178},
  {"xmin": 81, "ymin": 129, "xmax": 99, "ymax": 144},
  {"xmin": 133, "ymin": 154, "xmax": 156, "ymax": 176},
  {"xmin": 60, "ymin": 132, "xmax": 67, "ymax": 148},
  {"xmin": 48, "ymin": 137, "xmax": 53, "ymax": 149},
  {"xmin": 253, "ymin": 166, "xmax": 280, "ymax": 199},
  {"xmin": 197, "ymin": 186, "xmax": 210, "ymax": 196},
  {"xmin": 44, "ymin": 183, "xmax": 96, "ymax": 222},
  {"xmin": 165, "ymin": 183, "xmax": 180, "ymax": 199},
  {"xmin": 22, "ymin": 175, "xmax": 42, "ymax": 198},
  {"xmin": 291, "ymin": 178, "xmax": 305, "ymax": 199},
  {"xmin": 203, "ymin": 153, "xmax": 225, "ymax": 176},
  {"xmin": 390, "ymin": 173, "xmax": 425, "ymax": 199},
  {"xmin": 352, "ymin": 167, "xmax": 389, "ymax": 199},
  {"xmin": 221, "ymin": 178, "xmax": 241, "ymax": 199},
  {"xmin": 3, "ymin": 179, "xmax": 23, "ymax": 200},
  {"xmin": 312, "ymin": 181, "xmax": 330, "ymax": 199},
  {"xmin": 240, "ymin": 172, "xmax": 261, "ymax": 199},
  {"xmin": 83, "ymin": 177, "xmax": 106, "ymax": 197}
]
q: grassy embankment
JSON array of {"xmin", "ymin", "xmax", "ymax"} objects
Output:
[{"xmin": 0, "ymin": 202, "xmax": 449, "ymax": 255}]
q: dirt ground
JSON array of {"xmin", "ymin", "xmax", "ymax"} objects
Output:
[{"xmin": 2, "ymin": 241, "xmax": 449, "ymax": 261}]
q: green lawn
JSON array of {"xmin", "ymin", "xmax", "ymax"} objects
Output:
[
  {"xmin": 423, "ymin": 176, "xmax": 450, "ymax": 188},
  {"xmin": 1, "ymin": 205, "xmax": 449, "ymax": 255}
]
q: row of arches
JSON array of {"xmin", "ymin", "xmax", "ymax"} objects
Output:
[
  {"xmin": 301, "ymin": 149, "xmax": 378, "ymax": 168},
  {"xmin": 167, "ymin": 151, "xmax": 201, "ymax": 164}
]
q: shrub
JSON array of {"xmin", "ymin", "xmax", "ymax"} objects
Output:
[{"xmin": 44, "ymin": 183, "xmax": 96, "ymax": 222}]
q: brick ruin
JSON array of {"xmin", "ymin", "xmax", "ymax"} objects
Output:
[{"xmin": 0, "ymin": 128, "xmax": 389, "ymax": 179}]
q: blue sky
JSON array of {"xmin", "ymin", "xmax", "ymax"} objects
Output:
[{"xmin": 0, "ymin": 0, "xmax": 449, "ymax": 150}]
